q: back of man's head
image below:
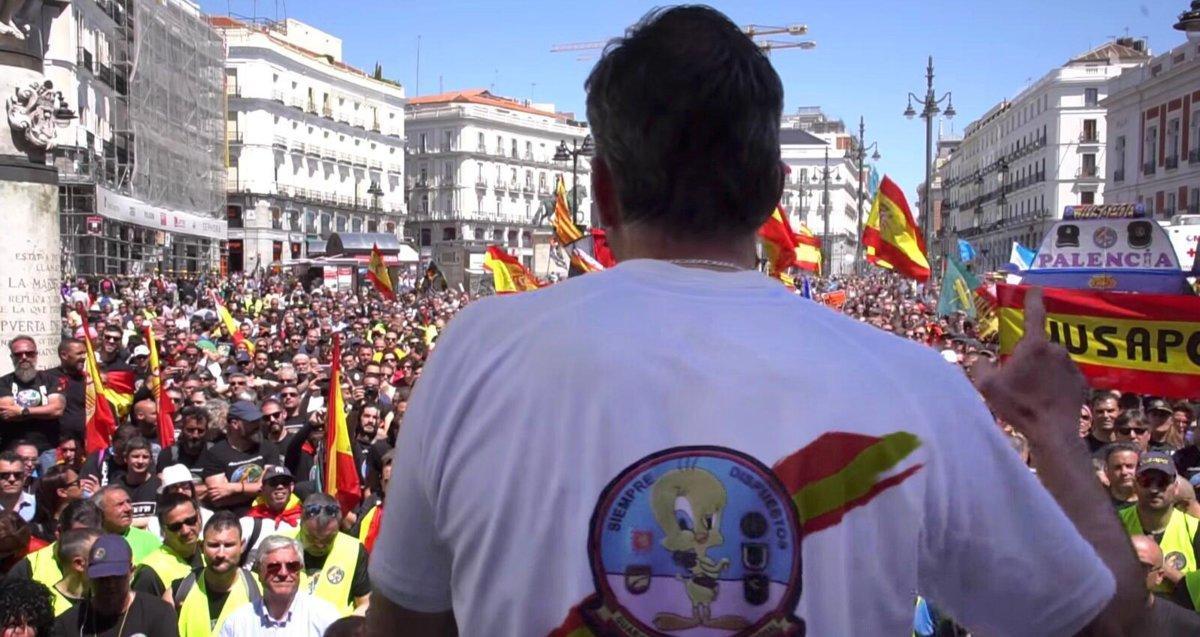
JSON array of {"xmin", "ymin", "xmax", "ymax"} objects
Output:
[{"xmin": 586, "ymin": 6, "xmax": 784, "ymax": 239}]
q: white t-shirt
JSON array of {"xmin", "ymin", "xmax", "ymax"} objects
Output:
[{"xmin": 370, "ymin": 260, "xmax": 1114, "ymax": 636}]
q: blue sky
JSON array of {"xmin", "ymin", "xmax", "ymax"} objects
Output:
[{"xmin": 205, "ymin": 0, "xmax": 1188, "ymax": 199}]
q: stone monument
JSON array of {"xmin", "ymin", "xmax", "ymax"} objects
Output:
[{"xmin": 0, "ymin": 0, "xmax": 71, "ymax": 374}]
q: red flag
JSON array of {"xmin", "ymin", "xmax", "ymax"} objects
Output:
[
  {"xmin": 80, "ymin": 313, "xmax": 117, "ymax": 454},
  {"xmin": 144, "ymin": 326, "xmax": 176, "ymax": 449},
  {"xmin": 324, "ymin": 334, "xmax": 362, "ymax": 515}
]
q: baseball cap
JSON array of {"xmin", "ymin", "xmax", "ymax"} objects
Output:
[
  {"xmin": 1137, "ymin": 451, "xmax": 1177, "ymax": 478},
  {"xmin": 127, "ymin": 345, "xmax": 150, "ymax": 362},
  {"xmin": 87, "ymin": 534, "xmax": 132, "ymax": 579},
  {"xmin": 262, "ymin": 466, "xmax": 294, "ymax": 484},
  {"xmin": 158, "ymin": 464, "xmax": 199, "ymax": 494},
  {"xmin": 228, "ymin": 400, "xmax": 263, "ymax": 422},
  {"xmin": 1145, "ymin": 398, "xmax": 1173, "ymax": 416}
]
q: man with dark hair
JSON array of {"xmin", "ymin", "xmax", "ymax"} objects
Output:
[
  {"xmin": 40, "ymin": 339, "xmax": 87, "ymax": 472},
  {"xmin": 199, "ymin": 401, "xmax": 278, "ymax": 516},
  {"xmin": 48, "ymin": 527, "xmax": 100, "ymax": 616},
  {"xmin": 165, "ymin": 511, "xmax": 259, "ymax": 636},
  {"xmin": 53, "ymin": 534, "xmax": 179, "ymax": 636},
  {"xmin": 114, "ymin": 437, "xmax": 161, "ymax": 527},
  {"xmin": 0, "ymin": 577, "xmax": 54, "ymax": 636},
  {"xmin": 8, "ymin": 500, "xmax": 103, "ymax": 595},
  {"xmin": 1102, "ymin": 442, "xmax": 1140, "ymax": 510},
  {"xmin": 0, "ymin": 336, "xmax": 65, "ymax": 453},
  {"xmin": 1089, "ymin": 392, "xmax": 1121, "ymax": 453},
  {"xmin": 366, "ymin": 7, "xmax": 1142, "ymax": 636},
  {"xmin": 156, "ymin": 406, "xmax": 212, "ymax": 480},
  {"xmin": 132, "ymin": 493, "xmax": 204, "ymax": 598},
  {"xmin": 0, "ymin": 450, "xmax": 35, "ymax": 522}
]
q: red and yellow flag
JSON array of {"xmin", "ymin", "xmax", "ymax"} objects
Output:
[
  {"xmin": 324, "ymin": 334, "xmax": 362, "ymax": 516},
  {"xmin": 757, "ymin": 206, "xmax": 798, "ymax": 275},
  {"xmin": 864, "ymin": 176, "xmax": 930, "ymax": 282},
  {"xmin": 80, "ymin": 315, "xmax": 117, "ymax": 454},
  {"xmin": 143, "ymin": 326, "xmax": 176, "ymax": 449},
  {"xmin": 553, "ymin": 175, "xmax": 585, "ymax": 246},
  {"xmin": 794, "ymin": 222, "xmax": 822, "ymax": 274},
  {"xmin": 212, "ymin": 292, "xmax": 255, "ymax": 355},
  {"xmin": 997, "ymin": 284, "xmax": 1200, "ymax": 399},
  {"xmin": 483, "ymin": 246, "xmax": 543, "ymax": 293},
  {"xmin": 366, "ymin": 243, "xmax": 396, "ymax": 300}
]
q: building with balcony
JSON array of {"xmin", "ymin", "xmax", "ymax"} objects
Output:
[
  {"xmin": 778, "ymin": 108, "xmax": 868, "ymax": 275},
  {"xmin": 404, "ymin": 89, "xmax": 591, "ymax": 267},
  {"xmin": 1102, "ymin": 29, "xmax": 1200, "ymax": 219},
  {"xmin": 45, "ymin": 0, "xmax": 227, "ymax": 276},
  {"xmin": 212, "ymin": 17, "xmax": 407, "ymax": 272},
  {"xmin": 923, "ymin": 136, "xmax": 963, "ymax": 268},
  {"xmin": 942, "ymin": 39, "xmax": 1150, "ymax": 271}
]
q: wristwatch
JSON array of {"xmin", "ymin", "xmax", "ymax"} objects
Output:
[{"xmin": 20, "ymin": 407, "xmax": 28, "ymax": 417}]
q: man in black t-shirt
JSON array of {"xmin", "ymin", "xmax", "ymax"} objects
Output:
[
  {"xmin": 199, "ymin": 401, "xmax": 279, "ymax": 516},
  {"xmin": 155, "ymin": 406, "xmax": 211, "ymax": 481},
  {"xmin": 0, "ymin": 336, "xmax": 66, "ymax": 452},
  {"xmin": 41, "ymin": 339, "xmax": 87, "ymax": 458},
  {"xmin": 52, "ymin": 533, "xmax": 179, "ymax": 637},
  {"xmin": 114, "ymin": 437, "xmax": 161, "ymax": 526}
]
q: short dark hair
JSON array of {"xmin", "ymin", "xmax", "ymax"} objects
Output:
[
  {"xmin": 1116, "ymin": 410, "xmax": 1147, "ymax": 430},
  {"xmin": 156, "ymin": 492, "xmax": 197, "ymax": 525},
  {"xmin": 324, "ymin": 615, "xmax": 366, "ymax": 637},
  {"xmin": 179, "ymin": 405, "xmax": 209, "ymax": 426},
  {"xmin": 0, "ymin": 451, "xmax": 19, "ymax": 465},
  {"xmin": 58, "ymin": 338, "xmax": 84, "ymax": 355},
  {"xmin": 56, "ymin": 527, "xmax": 101, "ymax": 568},
  {"xmin": 123, "ymin": 436, "xmax": 152, "ymax": 457},
  {"xmin": 0, "ymin": 578, "xmax": 54, "ymax": 636},
  {"xmin": 1102, "ymin": 442, "xmax": 1141, "ymax": 463},
  {"xmin": 585, "ymin": 5, "xmax": 784, "ymax": 239},
  {"xmin": 57, "ymin": 499, "xmax": 102, "ymax": 535},
  {"xmin": 203, "ymin": 510, "xmax": 242, "ymax": 538},
  {"xmin": 0, "ymin": 512, "xmax": 30, "ymax": 557}
]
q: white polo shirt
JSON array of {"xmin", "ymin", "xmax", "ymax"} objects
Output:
[{"xmin": 217, "ymin": 592, "xmax": 339, "ymax": 637}]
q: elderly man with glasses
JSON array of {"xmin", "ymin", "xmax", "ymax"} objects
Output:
[
  {"xmin": 217, "ymin": 534, "xmax": 338, "ymax": 636},
  {"xmin": 0, "ymin": 335, "xmax": 65, "ymax": 454}
]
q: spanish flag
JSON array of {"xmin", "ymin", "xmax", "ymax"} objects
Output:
[
  {"xmin": 366, "ymin": 243, "xmax": 396, "ymax": 300},
  {"xmin": 864, "ymin": 176, "xmax": 930, "ymax": 282},
  {"xmin": 483, "ymin": 246, "xmax": 542, "ymax": 293},
  {"xmin": 757, "ymin": 206, "xmax": 798, "ymax": 275},
  {"xmin": 324, "ymin": 334, "xmax": 362, "ymax": 516},
  {"xmin": 80, "ymin": 315, "xmax": 117, "ymax": 454},
  {"xmin": 143, "ymin": 326, "xmax": 176, "ymax": 449},
  {"xmin": 552, "ymin": 175, "xmax": 585, "ymax": 246},
  {"xmin": 212, "ymin": 292, "xmax": 255, "ymax": 354},
  {"xmin": 794, "ymin": 222, "xmax": 822, "ymax": 274}
]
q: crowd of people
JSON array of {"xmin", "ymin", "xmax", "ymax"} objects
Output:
[{"xmin": 0, "ymin": 263, "xmax": 1191, "ymax": 635}]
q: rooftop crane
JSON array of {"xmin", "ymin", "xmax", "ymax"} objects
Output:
[{"xmin": 551, "ymin": 23, "xmax": 815, "ymax": 58}]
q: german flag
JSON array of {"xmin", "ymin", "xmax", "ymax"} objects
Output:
[
  {"xmin": 366, "ymin": 243, "xmax": 396, "ymax": 300},
  {"xmin": 143, "ymin": 326, "xmax": 176, "ymax": 449},
  {"xmin": 757, "ymin": 206, "xmax": 798, "ymax": 275},
  {"xmin": 324, "ymin": 334, "xmax": 362, "ymax": 516},
  {"xmin": 864, "ymin": 176, "xmax": 930, "ymax": 282},
  {"xmin": 80, "ymin": 316, "xmax": 117, "ymax": 454},
  {"xmin": 483, "ymin": 246, "xmax": 543, "ymax": 293}
]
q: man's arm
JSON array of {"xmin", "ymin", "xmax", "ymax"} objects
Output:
[
  {"xmin": 975, "ymin": 289, "xmax": 1144, "ymax": 635},
  {"xmin": 28, "ymin": 394, "xmax": 65, "ymax": 419},
  {"xmin": 366, "ymin": 599, "xmax": 456, "ymax": 637}
]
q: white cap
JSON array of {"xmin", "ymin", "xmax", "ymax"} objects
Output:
[
  {"xmin": 158, "ymin": 464, "xmax": 199, "ymax": 493},
  {"xmin": 940, "ymin": 349, "xmax": 959, "ymax": 364},
  {"xmin": 127, "ymin": 345, "xmax": 151, "ymax": 362}
]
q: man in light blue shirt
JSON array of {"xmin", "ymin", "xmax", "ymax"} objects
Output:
[{"xmin": 219, "ymin": 534, "xmax": 339, "ymax": 637}]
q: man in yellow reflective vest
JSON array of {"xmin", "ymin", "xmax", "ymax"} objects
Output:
[
  {"xmin": 286, "ymin": 493, "xmax": 370, "ymax": 616},
  {"xmin": 9, "ymin": 499, "xmax": 104, "ymax": 591},
  {"xmin": 46, "ymin": 528, "xmax": 99, "ymax": 616},
  {"xmin": 131, "ymin": 493, "xmax": 205, "ymax": 597},
  {"xmin": 1119, "ymin": 451, "xmax": 1200, "ymax": 593},
  {"xmin": 165, "ymin": 511, "xmax": 262, "ymax": 636}
]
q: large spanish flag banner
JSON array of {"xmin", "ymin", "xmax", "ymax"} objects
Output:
[
  {"xmin": 757, "ymin": 206, "xmax": 798, "ymax": 275},
  {"xmin": 324, "ymin": 334, "xmax": 362, "ymax": 515},
  {"xmin": 143, "ymin": 326, "xmax": 176, "ymax": 449},
  {"xmin": 483, "ymin": 245, "xmax": 543, "ymax": 293},
  {"xmin": 864, "ymin": 176, "xmax": 930, "ymax": 282},
  {"xmin": 366, "ymin": 243, "xmax": 396, "ymax": 300},
  {"xmin": 998, "ymin": 284, "xmax": 1200, "ymax": 399},
  {"xmin": 80, "ymin": 315, "xmax": 117, "ymax": 454}
]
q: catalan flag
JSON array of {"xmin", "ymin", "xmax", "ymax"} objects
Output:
[
  {"xmin": 143, "ymin": 326, "xmax": 176, "ymax": 449},
  {"xmin": 212, "ymin": 292, "xmax": 255, "ymax": 355},
  {"xmin": 864, "ymin": 176, "xmax": 930, "ymax": 282},
  {"xmin": 757, "ymin": 206, "xmax": 798, "ymax": 275},
  {"xmin": 80, "ymin": 316, "xmax": 117, "ymax": 454},
  {"xmin": 366, "ymin": 243, "xmax": 396, "ymax": 300},
  {"xmin": 552, "ymin": 175, "xmax": 585, "ymax": 245},
  {"xmin": 483, "ymin": 246, "xmax": 542, "ymax": 293},
  {"xmin": 794, "ymin": 222, "xmax": 822, "ymax": 274},
  {"xmin": 324, "ymin": 334, "xmax": 362, "ymax": 516}
]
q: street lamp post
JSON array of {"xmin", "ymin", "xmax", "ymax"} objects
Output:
[
  {"xmin": 553, "ymin": 135, "xmax": 594, "ymax": 226},
  {"xmin": 904, "ymin": 56, "xmax": 955, "ymax": 267},
  {"xmin": 854, "ymin": 116, "xmax": 881, "ymax": 275},
  {"xmin": 812, "ymin": 146, "xmax": 841, "ymax": 274}
]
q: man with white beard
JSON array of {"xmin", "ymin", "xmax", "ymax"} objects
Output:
[{"xmin": 0, "ymin": 335, "xmax": 65, "ymax": 453}]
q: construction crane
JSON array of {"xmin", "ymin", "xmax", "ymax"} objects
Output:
[{"xmin": 551, "ymin": 23, "xmax": 815, "ymax": 59}]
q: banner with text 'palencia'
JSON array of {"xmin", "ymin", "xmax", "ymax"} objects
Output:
[{"xmin": 997, "ymin": 284, "xmax": 1200, "ymax": 399}]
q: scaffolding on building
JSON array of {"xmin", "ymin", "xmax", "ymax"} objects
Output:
[{"xmin": 123, "ymin": 0, "xmax": 225, "ymax": 215}]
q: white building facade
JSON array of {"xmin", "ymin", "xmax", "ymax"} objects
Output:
[
  {"xmin": 404, "ymin": 89, "xmax": 591, "ymax": 267},
  {"xmin": 45, "ymin": 0, "xmax": 227, "ymax": 276},
  {"xmin": 1103, "ymin": 33, "xmax": 1200, "ymax": 219},
  {"xmin": 214, "ymin": 17, "xmax": 407, "ymax": 272},
  {"xmin": 942, "ymin": 40, "xmax": 1150, "ymax": 271},
  {"xmin": 779, "ymin": 108, "xmax": 867, "ymax": 275}
]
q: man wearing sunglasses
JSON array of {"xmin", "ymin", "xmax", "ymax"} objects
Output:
[
  {"xmin": 1119, "ymin": 452, "xmax": 1200, "ymax": 594},
  {"xmin": 217, "ymin": 534, "xmax": 338, "ymax": 636},
  {"xmin": 283, "ymin": 493, "xmax": 369, "ymax": 616},
  {"xmin": 0, "ymin": 451, "xmax": 35, "ymax": 522},
  {"xmin": 0, "ymin": 336, "xmax": 66, "ymax": 454},
  {"xmin": 165, "ymin": 512, "xmax": 260, "ymax": 636},
  {"xmin": 132, "ymin": 493, "xmax": 205, "ymax": 598}
]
